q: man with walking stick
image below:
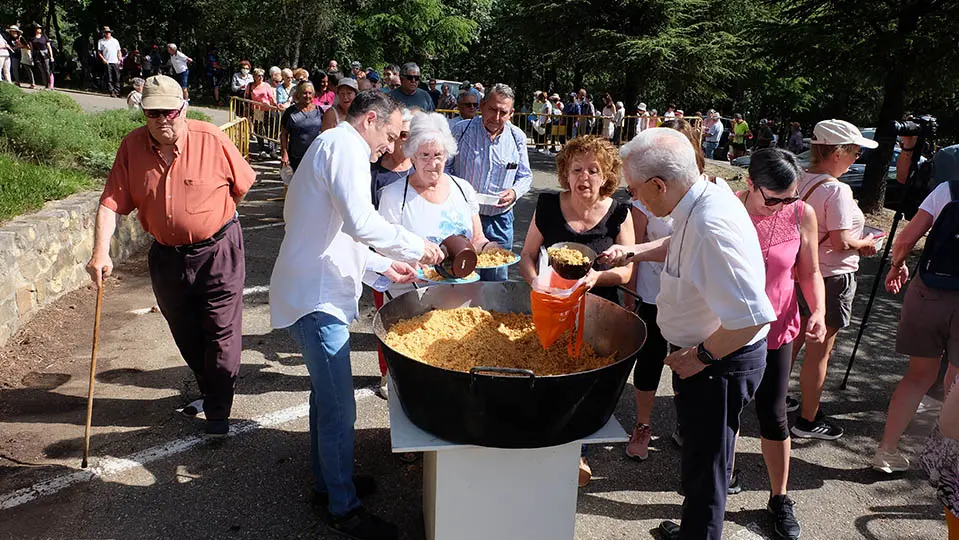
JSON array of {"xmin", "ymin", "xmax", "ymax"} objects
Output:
[{"xmin": 85, "ymin": 75, "xmax": 255, "ymax": 437}]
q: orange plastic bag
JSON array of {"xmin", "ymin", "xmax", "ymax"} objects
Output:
[{"xmin": 530, "ymin": 284, "xmax": 588, "ymax": 358}]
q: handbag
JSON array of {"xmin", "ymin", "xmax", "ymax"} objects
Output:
[{"xmin": 20, "ymin": 48, "xmax": 33, "ymax": 66}]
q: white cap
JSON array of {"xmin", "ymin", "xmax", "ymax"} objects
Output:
[{"xmin": 811, "ymin": 119, "xmax": 878, "ymax": 148}]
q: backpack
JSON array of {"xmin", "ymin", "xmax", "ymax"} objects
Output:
[
  {"xmin": 902, "ymin": 144, "xmax": 959, "ymax": 220},
  {"xmin": 918, "ymin": 181, "xmax": 959, "ymax": 291}
]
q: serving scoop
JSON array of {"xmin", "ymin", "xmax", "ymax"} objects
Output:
[{"xmin": 434, "ymin": 234, "xmax": 478, "ymax": 279}]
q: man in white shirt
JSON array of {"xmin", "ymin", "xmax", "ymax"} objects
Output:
[
  {"xmin": 165, "ymin": 43, "xmax": 192, "ymax": 100},
  {"xmin": 603, "ymin": 128, "xmax": 776, "ymax": 540},
  {"xmin": 270, "ymin": 91, "xmax": 443, "ymax": 540},
  {"xmin": 96, "ymin": 27, "xmax": 123, "ymax": 97}
]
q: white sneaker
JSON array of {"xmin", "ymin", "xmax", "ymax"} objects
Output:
[{"xmin": 872, "ymin": 448, "xmax": 909, "ymax": 473}]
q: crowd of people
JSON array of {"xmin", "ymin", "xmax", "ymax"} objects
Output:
[{"xmin": 65, "ymin": 28, "xmax": 959, "ymax": 538}]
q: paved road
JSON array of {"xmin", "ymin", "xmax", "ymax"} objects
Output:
[
  {"xmin": 0, "ymin": 92, "xmax": 949, "ymax": 539},
  {"xmin": 22, "ymin": 86, "xmax": 230, "ymax": 126}
]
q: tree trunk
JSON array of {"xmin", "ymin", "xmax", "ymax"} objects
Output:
[
  {"xmin": 858, "ymin": 6, "xmax": 923, "ymax": 214},
  {"xmin": 292, "ymin": 17, "xmax": 304, "ymax": 68}
]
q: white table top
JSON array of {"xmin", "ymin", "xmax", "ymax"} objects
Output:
[{"xmin": 387, "ymin": 377, "xmax": 628, "ymax": 453}]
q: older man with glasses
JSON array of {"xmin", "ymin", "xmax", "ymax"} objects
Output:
[
  {"xmin": 87, "ymin": 75, "xmax": 256, "ymax": 437},
  {"xmin": 447, "ymin": 83, "xmax": 532, "ymax": 281},
  {"xmin": 388, "ymin": 62, "xmax": 435, "ymax": 112},
  {"xmin": 448, "ymin": 91, "xmax": 479, "ymax": 129}
]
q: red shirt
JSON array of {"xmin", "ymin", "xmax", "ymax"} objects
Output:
[{"xmin": 100, "ymin": 120, "xmax": 256, "ymax": 246}]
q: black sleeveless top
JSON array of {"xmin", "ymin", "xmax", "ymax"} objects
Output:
[{"xmin": 535, "ymin": 192, "xmax": 630, "ymax": 303}]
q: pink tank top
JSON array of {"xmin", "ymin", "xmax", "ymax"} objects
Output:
[{"xmin": 744, "ymin": 195, "xmax": 805, "ymax": 350}]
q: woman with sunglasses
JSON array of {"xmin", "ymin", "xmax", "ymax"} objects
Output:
[
  {"xmin": 730, "ymin": 148, "xmax": 827, "ymax": 540},
  {"xmin": 789, "ymin": 119, "xmax": 881, "ymax": 442}
]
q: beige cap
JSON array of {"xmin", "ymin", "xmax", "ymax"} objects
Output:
[
  {"xmin": 812, "ymin": 119, "xmax": 878, "ymax": 148},
  {"xmin": 337, "ymin": 77, "xmax": 359, "ymax": 92},
  {"xmin": 141, "ymin": 75, "xmax": 184, "ymax": 110},
  {"xmin": 102, "ymin": 26, "xmax": 112, "ymax": 33}
]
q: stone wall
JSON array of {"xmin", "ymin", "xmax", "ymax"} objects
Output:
[{"xmin": 0, "ymin": 191, "xmax": 150, "ymax": 345}]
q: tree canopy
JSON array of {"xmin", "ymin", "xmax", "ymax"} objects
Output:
[{"xmin": 4, "ymin": 0, "xmax": 959, "ymax": 209}]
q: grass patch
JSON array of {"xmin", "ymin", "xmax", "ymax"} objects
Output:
[{"xmin": 0, "ymin": 155, "xmax": 97, "ymax": 223}]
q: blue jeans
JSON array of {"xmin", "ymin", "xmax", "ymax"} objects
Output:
[
  {"xmin": 673, "ymin": 339, "xmax": 767, "ymax": 540},
  {"xmin": 480, "ymin": 211, "xmax": 514, "ymax": 281},
  {"xmin": 703, "ymin": 141, "xmax": 718, "ymax": 160},
  {"xmin": 288, "ymin": 311, "xmax": 359, "ymax": 517}
]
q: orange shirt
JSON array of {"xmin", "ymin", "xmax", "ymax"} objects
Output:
[{"xmin": 100, "ymin": 120, "xmax": 256, "ymax": 246}]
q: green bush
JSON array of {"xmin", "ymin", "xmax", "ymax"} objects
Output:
[
  {"xmin": 0, "ymin": 155, "xmax": 97, "ymax": 223},
  {"xmin": 0, "ymin": 84, "xmax": 25, "ymax": 112}
]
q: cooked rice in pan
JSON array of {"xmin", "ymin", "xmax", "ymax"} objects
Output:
[
  {"xmin": 421, "ymin": 268, "xmax": 480, "ymax": 282},
  {"xmin": 547, "ymin": 246, "xmax": 590, "ymax": 266},
  {"xmin": 476, "ymin": 248, "xmax": 519, "ymax": 268},
  {"xmin": 382, "ymin": 307, "xmax": 615, "ymax": 375}
]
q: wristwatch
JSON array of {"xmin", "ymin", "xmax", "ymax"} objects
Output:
[{"xmin": 696, "ymin": 343, "xmax": 718, "ymax": 365}]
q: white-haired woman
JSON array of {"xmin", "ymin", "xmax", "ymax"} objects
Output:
[
  {"xmin": 276, "ymin": 68, "xmax": 295, "ymax": 110},
  {"xmin": 367, "ymin": 111, "xmax": 495, "ymax": 401}
]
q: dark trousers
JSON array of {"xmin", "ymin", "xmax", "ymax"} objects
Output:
[
  {"xmin": 148, "ymin": 218, "xmax": 245, "ymax": 421},
  {"xmin": 105, "ymin": 62, "xmax": 121, "ymax": 94},
  {"xmin": 31, "ymin": 58, "xmax": 50, "ymax": 88},
  {"xmin": 673, "ymin": 339, "xmax": 767, "ymax": 540},
  {"xmin": 9, "ymin": 56, "xmax": 20, "ymax": 84}
]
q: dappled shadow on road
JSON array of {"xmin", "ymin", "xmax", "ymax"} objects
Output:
[{"xmin": 1, "ymin": 424, "xmax": 428, "ymax": 540}]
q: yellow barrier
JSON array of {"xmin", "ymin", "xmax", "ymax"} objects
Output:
[
  {"xmin": 437, "ymin": 108, "xmax": 704, "ymax": 149},
  {"xmin": 219, "ymin": 117, "xmax": 251, "ymax": 159},
  {"xmin": 230, "ymin": 96, "xmax": 282, "ymax": 144}
]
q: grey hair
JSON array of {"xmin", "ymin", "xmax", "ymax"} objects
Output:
[
  {"xmin": 167, "ymin": 43, "xmax": 177, "ymax": 51},
  {"xmin": 404, "ymin": 112, "xmax": 458, "ymax": 158},
  {"xmin": 268, "ymin": 66, "xmax": 281, "ymax": 76},
  {"xmin": 131, "ymin": 77, "xmax": 145, "ymax": 88},
  {"xmin": 620, "ymin": 128, "xmax": 700, "ymax": 189},
  {"xmin": 483, "ymin": 83, "xmax": 514, "ymax": 103},
  {"xmin": 401, "ymin": 62, "xmax": 420, "ymax": 75},
  {"xmin": 401, "ymin": 107, "xmax": 415, "ymax": 123},
  {"xmin": 281, "ymin": 68, "xmax": 293, "ymax": 77}
]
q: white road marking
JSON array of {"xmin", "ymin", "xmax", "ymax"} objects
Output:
[
  {"xmin": 242, "ymin": 285, "xmax": 269, "ymax": 296},
  {"xmin": 0, "ymin": 389, "xmax": 374, "ymax": 511},
  {"xmin": 243, "ymin": 222, "xmax": 284, "ymax": 231}
]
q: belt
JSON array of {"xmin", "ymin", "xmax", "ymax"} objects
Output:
[{"xmin": 158, "ymin": 218, "xmax": 236, "ymax": 254}]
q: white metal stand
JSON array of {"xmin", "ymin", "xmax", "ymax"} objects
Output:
[{"xmin": 387, "ymin": 378, "xmax": 627, "ymax": 540}]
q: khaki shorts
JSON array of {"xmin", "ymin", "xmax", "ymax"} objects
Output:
[
  {"xmin": 798, "ymin": 272, "xmax": 856, "ymax": 329},
  {"xmin": 896, "ymin": 276, "xmax": 959, "ymax": 367}
]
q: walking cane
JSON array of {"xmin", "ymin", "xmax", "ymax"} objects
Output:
[{"xmin": 81, "ymin": 284, "xmax": 105, "ymax": 469}]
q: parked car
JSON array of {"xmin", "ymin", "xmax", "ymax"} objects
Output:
[{"xmin": 730, "ymin": 127, "xmax": 899, "ymax": 196}]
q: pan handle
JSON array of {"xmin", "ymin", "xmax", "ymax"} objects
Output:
[
  {"xmin": 469, "ymin": 366, "xmax": 536, "ymax": 389},
  {"xmin": 616, "ymin": 285, "xmax": 643, "ymax": 301}
]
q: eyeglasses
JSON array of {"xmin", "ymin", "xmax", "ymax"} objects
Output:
[
  {"xmin": 460, "ymin": 102, "xmax": 478, "ymax": 108},
  {"xmin": 414, "ymin": 152, "xmax": 447, "ymax": 163},
  {"xmin": 758, "ymin": 187, "xmax": 799, "ymax": 206},
  {"xmin": 144, "ymin": 105, "xmax": 185, "ymax": 120},
  {"xmin": 402, "ymin": 74, "xmax": 421, "ymax": 81}
]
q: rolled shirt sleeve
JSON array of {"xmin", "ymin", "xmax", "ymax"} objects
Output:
[{"xmin": 100, "ymin": 138, "xmax": 135, "ymax": 215}]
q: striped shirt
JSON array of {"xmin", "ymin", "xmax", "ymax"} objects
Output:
[{"xmin": 446, "ymin": 118, "xmax": 532, "ymax": 216}]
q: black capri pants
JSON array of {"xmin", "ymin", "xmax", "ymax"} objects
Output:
[
  {"xmin": 753, "ymin": 341, "xmax": 792, "ymax": 441},
  {"xmin": 633, "ymin": 302, "xmax": 668, "ymax": 391}
]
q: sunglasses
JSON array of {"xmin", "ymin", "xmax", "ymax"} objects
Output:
[
  {"xmin": 460, "ymin": 102, "xmax": 478, "ymax": 108},
  {"xmin": 758, "ymin": 187, "xmax": 799, "ymax": 206},
  {"xmin": 402, "ymin": 74, "xmax": 421, "ymax": 81},
  {"xmin": 144, "ymin": 105, "xmax": 185, "ymax": 120}
]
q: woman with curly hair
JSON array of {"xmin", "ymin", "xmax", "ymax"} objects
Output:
[{"xmin": 519, "ymin": 135, "xmax": 637, "ymax": 487}]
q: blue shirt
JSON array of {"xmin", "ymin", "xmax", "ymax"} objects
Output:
[
  {"xmin": 446, "ymin": 118, "xmax": 532, "ymax": 216},
  {"xmin": 388, "ymin": 88, "xmax": 435, "ymax": 112}
]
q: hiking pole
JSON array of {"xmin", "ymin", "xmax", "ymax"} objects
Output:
[{"xmin": 81, "ymin": 284, "xmax": 105, "ymax": 468}]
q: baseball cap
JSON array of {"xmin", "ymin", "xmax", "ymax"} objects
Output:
[
  {"xmin": 350, "ymin": 61, "xmax": 362, "ymax": 69},
  {"xmin": 366, "ymin": 70, "xmax": 380, "ymax": 83},
  {"xmin": 811, "ymin": 119, "xmax": 878, "ymax": 148},
  {"xmin": 141, "ymin": 75, "xmax": 184, "ymax": 110},
  {"xmin": 337, "ymin": 77, "xmax": 359, "ymax": 92}
]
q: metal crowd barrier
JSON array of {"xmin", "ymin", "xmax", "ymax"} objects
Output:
[
  {"xmin": 229, "ymin": 97, "xmax": 282, "ymax": 144},
  {"xmin": 219, "ymin": 117, "xmax": 251, "ymax": 159},
  {"xmin": 437, "ymin": 108, "xmax": 704, "ymax": 149}
]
